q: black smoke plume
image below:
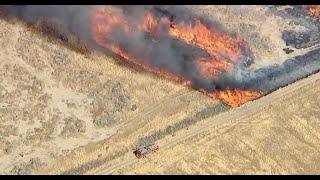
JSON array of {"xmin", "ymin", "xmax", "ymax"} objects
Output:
[{"xmin": 1, "ymin": 5, "xmax": 320, "ymax": 96}]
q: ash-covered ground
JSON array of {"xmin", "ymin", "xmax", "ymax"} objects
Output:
[{"xmin": 0, "ymin": 5, "xmax": 319, "ymax": 174}]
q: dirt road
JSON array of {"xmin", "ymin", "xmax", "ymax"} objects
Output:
[
  {"xmin": 93, "ymin": 72, "xmax": 320, "ymax": 174},
  {"xmin": 2, "ymin": 5, "xmax": 320, "ymax": 174}
]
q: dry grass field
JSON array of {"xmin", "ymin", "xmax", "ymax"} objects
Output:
[{"xmin": 0, "ymin": 5, "xmax": 319, "ymax": 174}]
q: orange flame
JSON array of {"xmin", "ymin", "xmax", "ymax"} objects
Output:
[
  {"xmin": 199, "ymin": 88, "xmax": 261, "ymax": 107},
  {"xmin": 214, "ymin": 89, "xmax": 262, "ymax": 107},
  {"xmin": 194, "ymin": 57, "xmax": 234, "ymax": 80},
  {"xmin": 169, "ymin": 19, "xmax": 247, "ymax": 62},
  {"xmin": 90, "ymin": 9, "xmax": 262, "ymax": 107},
  {"xmin": 91, "ymin": 10, "xmax": 191, "ymax": 86},
  {"xmin": 305, "ymin": 5, "xmax": 320, "ymax": 17},
  {"xmin": 138, "ymin": 12, "xmax": 252, "ymax": 62}
]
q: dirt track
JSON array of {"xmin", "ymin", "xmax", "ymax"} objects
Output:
[
  {"xmin": 1, "ymin": 5, "xmax": 320, "ymax": 175},
  {"xmin": 90, "ymin": 72, "xmax": 320, "ymax": 174}
]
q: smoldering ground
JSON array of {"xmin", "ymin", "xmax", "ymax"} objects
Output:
[{"xmin": 1, "ymin": 5, "xmax": 320, "ymax": 95}]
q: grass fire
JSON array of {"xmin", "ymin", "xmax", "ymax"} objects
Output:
[
  {"xmin": 1, "ymin": 5, "xmax": 320, "ymax": 107},
  {"xmin": 1, "ymin": 5, "xmax": 320, "ymax": 175},
  {"xmin": 90, "ymin": 6, "xmax": 262, "ymax": 107}
]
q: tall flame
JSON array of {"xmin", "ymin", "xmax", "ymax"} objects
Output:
[
  {"xmin": 208, "ymin": 89, "xmax": 261, "ymax": 107},
  {"xmin": 90, "ymin": 8, "xmax": 262, "ymax": 107},
  {"xmin": 91, "ymin": 10, "xmax": 192, "ymax": 86},
  {"xmin": 305, "ymin": 5, "xmax": 320, "ymax": 17}
]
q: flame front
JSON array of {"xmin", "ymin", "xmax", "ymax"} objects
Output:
[
  {"xmin": 209, "ymin": 89, "xmax": 261, "ymax": 107},
  {"xmin": 305, "ymin": 5, "xmax": 320, "ymax": 17},
  {"xmin": 90, "ymin": 8, "xmax": 262, "ymax": 107},
  {"xmin": 91, "ymin": 10, "xmax": 192, "ymax": 86}
]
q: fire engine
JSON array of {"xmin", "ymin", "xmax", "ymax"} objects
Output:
[{"xmin": 133, "ymin": 143, "xmax": 159, "ymax": 159}]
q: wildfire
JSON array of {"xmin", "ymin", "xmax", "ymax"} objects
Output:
[
  {"xmin": 212, "ymin": 89, "xmax": 261, "ymax": 107},
  {"xmin": 137, "ymin": 12, "xmax": 171, "ymax": 40},
  {"xmin": 138, "ymin": 11, "xmax": 250, "ymax": 63},
  {"xmin": 91, "ymin": 10, "xmax": 192, "ymax": 86},
  {"xmin": 90, "ymin": 8, "xmax": 262, "ymax": 107},
  {"xmin": 169, "ymin": 19, "xmax": 248, "ymax": 62},
  {"xmin": 305, "ymin": 5, "xmax": 320, "ymax": 17},
  {"xmin": 195, "ymin": 57, "xmax": 233, "ymax": 80}
]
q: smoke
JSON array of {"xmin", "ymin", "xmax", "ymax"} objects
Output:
[
  {"xmin": 2, "ymin": 5, "xmax": 320, "ymax": 95},
  {"xmin": 223, "ymin": 48, "xmax": 320, "ymax": 92},
  {"xmin": 89, "ymin": 5, "xmax": 256, "ymax": 91},
  {"xmin": 5, "ymin": 5, "xmax": 100, "ymax": 44}
]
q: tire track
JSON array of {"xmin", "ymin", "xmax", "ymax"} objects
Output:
[
  {"xmin": 57, "ymin": 88, "xmax": 192, "ymax": 175},
  {"xmin": 118, "ymin": 88, "xmax": 192, "ymax": 134},
  {"xmin": 95, "ymin": 72, "xmax": 320, "ymax": 175}
]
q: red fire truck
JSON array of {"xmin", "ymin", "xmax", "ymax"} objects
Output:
[{"xmin": 133, "ymin": 143, "xmax": 159, "ymax": 159}]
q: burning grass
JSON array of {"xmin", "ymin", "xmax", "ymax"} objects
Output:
[
  {"xmin": 2, "ymin": 5, "xmax": 320, "ymax": 108},
  {"xmin": 91, "ymin": 7, "xmax": 262, "ymax": 107},
  {"xmin": 305, "ymin": 5, "xmax": 320, "ymax": 17},
  {"xmin": 0, "ymin": 5, "xmax": 265, "ymax": 107}
]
